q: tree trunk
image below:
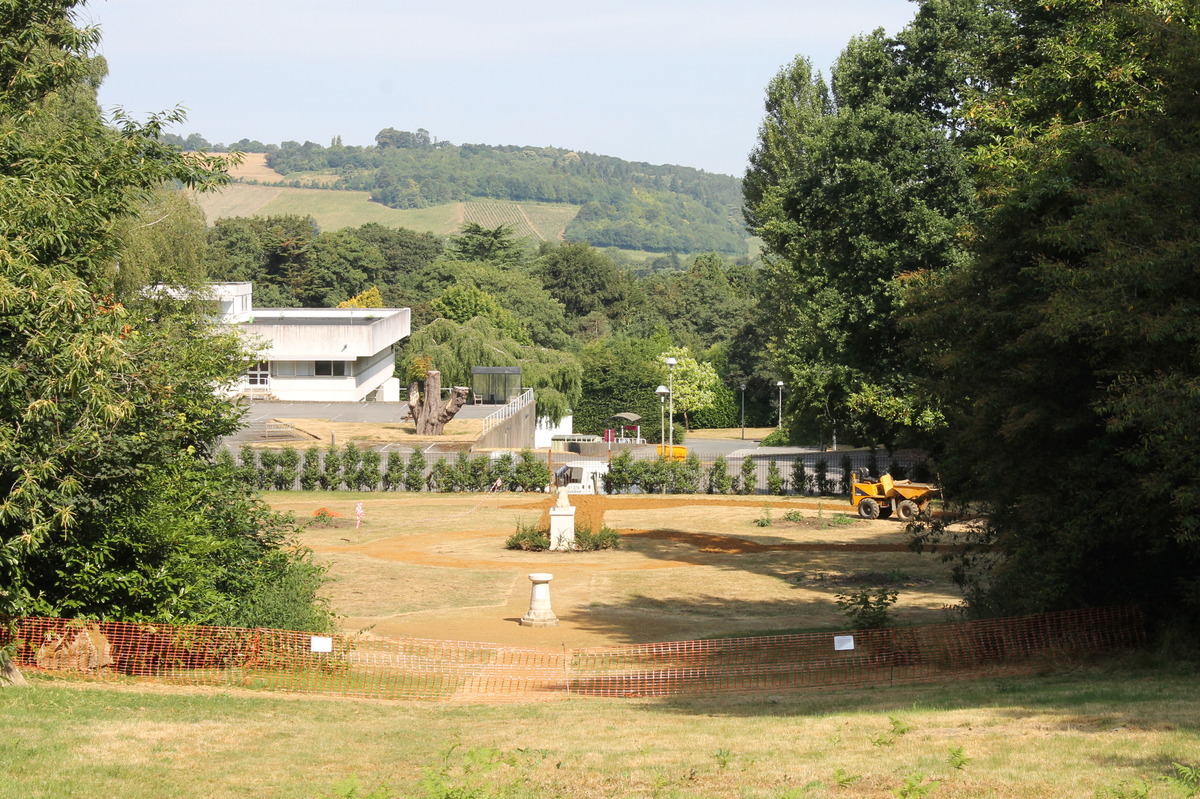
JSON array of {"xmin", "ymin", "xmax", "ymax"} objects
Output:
[{"xmin": 407, "ymin": 370, "xmax": 470, "ymax": 435}]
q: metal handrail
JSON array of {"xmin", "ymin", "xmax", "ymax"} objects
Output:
[{"xmin": 482, "ymin": 388, "xmax": 534, "ymax": 434}]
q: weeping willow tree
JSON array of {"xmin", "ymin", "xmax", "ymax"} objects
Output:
[{"xmin": 401, "ymin": 317, "xmax": 581, "ymax": 423}]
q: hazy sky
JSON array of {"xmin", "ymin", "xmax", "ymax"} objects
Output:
[{"xmin": 85, "ymin": 0, "xmax": 918, "ymax": 177}]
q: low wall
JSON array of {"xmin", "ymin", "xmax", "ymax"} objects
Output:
[{"xmin": 475, "ymin": 389, "xmax": 536, "ymax": 450}]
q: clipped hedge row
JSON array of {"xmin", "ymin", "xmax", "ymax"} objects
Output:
[
  {"xmin": 604, "ymin": 451, "xmax": 932, "ymax": 496},
  {"xmin": 222, "ymin": 444, "xmax": 552, "ymax": 493}
]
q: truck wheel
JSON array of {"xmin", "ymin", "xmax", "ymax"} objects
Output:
[
  {"xmin": 858, "ymin": 498, "xmax": 880, "ymax": 520},
  {"xmin": 896, "ymin": 500, "xmax": 919, "ymax": 522}
]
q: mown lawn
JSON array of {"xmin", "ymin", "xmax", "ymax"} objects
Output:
[{"xmin": 3, "ymin": 655, "xmax": 1198, "ymax": 798}]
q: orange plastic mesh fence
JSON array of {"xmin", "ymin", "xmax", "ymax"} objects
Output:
[{"xmin": 2, "ymin": 606, "xmax": 1143, "ymax": 703}]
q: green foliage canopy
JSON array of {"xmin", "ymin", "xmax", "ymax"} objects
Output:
[
  {"xmin": 402, "ymin": 317, "xmax": 581, "ymax": 423},
  {"xmin": 744, "ymin": 28, "xmax": 975, "ymax": 448},
  {"xmin": 908, "ymin": 0, "xmax": 1200, "ymax": 627},
  {"xmin": 0, "ymin": 1, "xmax": 328, "ymax": 630}
]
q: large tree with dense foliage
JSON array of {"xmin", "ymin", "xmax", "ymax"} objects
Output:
[
  {"xmin": 908, "ymin": 0, "xmax": 1200, "ymax": 631},
  {"xmin": 744, "ymin": 23, "xmax": 976, "ymax": 449},
  {"xmin": 0, "ymin": 0, "xmax": 328, "ymax": 632}
]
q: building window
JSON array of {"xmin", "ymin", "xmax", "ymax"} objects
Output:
[
  {"xmin": 247, "ymin": 361, "xmax": 270, "ymax": 386},
  {"xmin": 315, "ymin": 361, "xmax": 348, "ymax": 376}
]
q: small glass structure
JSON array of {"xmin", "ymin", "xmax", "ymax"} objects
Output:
[{"xmin": 470, "ymin": 366, "xmax": 523, "ymax": 404}]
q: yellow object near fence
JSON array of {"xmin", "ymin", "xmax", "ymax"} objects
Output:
[
  {"xmin": 655, "ymin": 444, "xmax": 687, "ymax": 461},
  {"xmin": 2, "ymin": 606, "xmax": 1144, "ymax": 703}
]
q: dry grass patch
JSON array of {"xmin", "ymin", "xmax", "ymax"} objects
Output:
[
  {"xmin": 263, "ymin": 492, "xmax": 966, "ymax": 643},
  {"xmin": 320, "ymin": 555, "xmax": 514, "ymax": 617},
  {"xmin": 279, "ymin": 416, "xmax": 483, "ymax": 444}
]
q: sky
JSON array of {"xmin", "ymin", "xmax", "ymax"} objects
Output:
[{"xmin": 85, "ymin": 0, "xmax": 918, "ymax": 178}]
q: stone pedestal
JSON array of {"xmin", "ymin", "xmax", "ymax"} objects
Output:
[
  {"xmin": 549, "ymin": 506, "xmax": 576, "ymax": 551},
  {"xmin": 520, "ymin": 572, "xmax": 559, "ymax": 627}
]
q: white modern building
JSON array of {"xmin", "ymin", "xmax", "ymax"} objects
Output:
[{"xmin": 210, "ymin": 283, "xmax": 411, "ymax": 402}]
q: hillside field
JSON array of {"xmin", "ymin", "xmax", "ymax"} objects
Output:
[{"xmin": 193, "ymin": 153, "xmax": 580, "ymax": 241}]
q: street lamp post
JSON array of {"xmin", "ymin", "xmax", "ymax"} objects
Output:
[
  {"xmin": 740, "ymin": 383, "xmax": 746, "ymax": 440},
  {"xmin": 665, "ymin": 357, "xmax": 677, "ymax": 448},
  {"xmin": 655, "ymin": 385, "xmax": 669, "ymax": 446},
  {"xmin": 776, "ymin": 381, "xmax": 785, "ymax": 429}
]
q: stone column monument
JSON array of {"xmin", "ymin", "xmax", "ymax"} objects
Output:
[
  {"xmin": 549, "ymin": 486, "xmax": 576, "ymax": 551},
  {"xmin": 520, "ymin": 573, "xmax": 559, "ymax": 627}
]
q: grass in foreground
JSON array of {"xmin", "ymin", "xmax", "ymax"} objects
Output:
[{"xmin": 2, "ymin": 655, "xmax": 1198, "ymax": 798}]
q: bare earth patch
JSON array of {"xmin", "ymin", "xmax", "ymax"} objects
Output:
[
  {"xmin": 278, "ymin": 416, "xmax": 483, "ymax": 446},
  {"xmin": 271, "ymin": 492, "xmax": 962, "ymax": 648}
]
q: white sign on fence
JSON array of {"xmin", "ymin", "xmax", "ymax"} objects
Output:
[
  {"xmin": 833, "ymin": 635, "xmax": 855, "ymax": 651},
  {"xmin": 310, "ymin": 635, "xmax": 333, "ymax": 653}
]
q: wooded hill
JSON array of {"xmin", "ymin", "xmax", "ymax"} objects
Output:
[{"xmin": 171, "ymin": 130, "xmax": 748, "ymax": 255}]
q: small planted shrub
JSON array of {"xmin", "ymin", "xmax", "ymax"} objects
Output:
[
  {"xmin": 607, "ymin": 449, "xmax": 636, "ymax": 494},
  {"xmin": 300, "ymin": 445, "xmax": 322, "ymax": 491},
  {"xmin": 638, "ymin": 458, "xmax": 669, "ymax": 494},
  {"xmin": 276, "ymin": 446, "xmax": 300, "ymax": 490},
  {"xmin": 341, "ymin": 443, "xmax": 363, "ymax": 482},
  {"xmin": 513, "ymin": 449, "xmax": 551, "ymax": 492},
  {"xmin": 450, "ymin": 450, "xmax": 473, "ymax": 491},
  {"xmin": 574, "ymin": 525, "xmax": 620, "ymax": 551},
  {"xmin": 835, "ymin": 586, "xmax": 899, "ymax": 629},
  {"xmin": 791, "ymin": 457, "xmax": 807, "ymax": 496},
  {"xmin": 739, "ymin": 456, "xmax": 757, "ymax": 495},
  {"xmin": 430, "ymin": 457, "xmax": 455, "ymax": 492},
  {"xmin": 505, "ymin": 520, "xmax": 550, "ymax": 551},
  {"xmin": 814, "ymin": 458, "xmax": 831, "ymax": 496},
  {"xmin": 404, "ymin": 448, "xmax": 426, "ymax": 492},
  {"xmin": 674, "ymin": 451, "xmax": 702, "ymax": 494},
  {"xmin": 755, "ymin": 504, "xmax": 773, "ymax": 527},
  {"xmin": 322, "ymin": 444, "xmax": 342, "ymax": 491},
  {"xmin": 258, "ymin": 448, "xmax": 280, "ymax": 490},
  {"xmin": 840, "ymin": 455, "xmax": 853, "ymax": 495},
  {"xmin": 707, "ymin": 455, "xmax": 733, "ymax": 494},
  {"xmin": 356, "ymin": 449, "xmax": 381, "ymax": 491},
  {"xmin": 867, "ymin": 446, "xmax": 881, "ymax": 480},
  {"xmin": 382, "ymin": 452, "xmax": 406, "ymax": 491},
  {"xmin": 487, "ymin": 452, "xmax": 515, "ymax": 490},
  {"xmin": 238, "ymin": 444, "xmax": 258, "ymax": 475},
  {"xmin": 767, "ymin": 460, "xmax": 784, "ymax": 495},
  {"xmin": 214, "ymin": 447, "xmax": 237, "ymax": 471}
]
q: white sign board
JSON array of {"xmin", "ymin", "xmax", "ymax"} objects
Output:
[
  {"xmin": 833, "ymin": 635, "xmax": 856, "ymax": 651},
  {"xmin": 310, "ymin": 635, "xmax": 334, "ymax": 653}
]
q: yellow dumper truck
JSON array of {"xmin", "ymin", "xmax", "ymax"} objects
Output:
[{"xmin": 850, "ymin": 472, "xmax": 939, "ymax": 522}]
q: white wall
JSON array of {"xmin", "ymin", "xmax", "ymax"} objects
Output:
[
  {"xmin": 241, "ymin": 308, "xmax": 410, "ymax": 360},
  {"xmin": 535, "ymin": 414, "xmax": 574, "ymax": 449}
]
